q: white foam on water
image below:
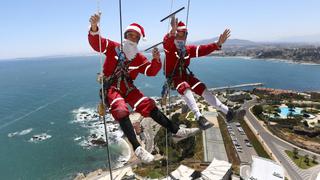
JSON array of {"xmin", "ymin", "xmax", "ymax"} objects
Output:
[
  {"xmin": 71, "ymin": 106, "xmax": 130, "ymax": 167},
  {"xmin": 114, "ymin": 138, "xmax": 131, "ymax": 168},
  {"xmin": 8, "ymin": 132, "xmax": 19, "ymax": 138},
  {"xmin": 18, "ymin": 128, "xmax": 33, "ymax": 136},
  {"xmin": 28, "ymin": 133, "xmax": 52, "ymax": 143},
  {"xmin": 8, "ymin": 128, "xmax": 33, "ymax": 137},
  {"xmin": 74, "ymin": 136, "xmax": 82, "ymax": 141},
  {"xmin": 71, "ymin": 107, "xmax": 123, "ymax": 147}
]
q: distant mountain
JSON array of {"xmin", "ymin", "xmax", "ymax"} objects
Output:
[
  {"xmin": 191, "ymin": 38, "xmax": 258, "ymax": 46},
  {"xmin": 143, "ymin": 36, "xmax": 320, "ymax": 53},
  {"xmin": 275, "ymin": 34, "xmax": 320, "ymax": 44}
]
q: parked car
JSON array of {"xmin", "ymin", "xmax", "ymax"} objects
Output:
[{"xmin": 244, "ymin": 139, "xmax": 252, "ymax": 147}]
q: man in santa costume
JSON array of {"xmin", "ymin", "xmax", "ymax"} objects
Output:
[
  {"xmin": 88, "ymin": 13, "xmax": 198, "ymax": 163},
  {"xmin": 163, "ymin": 16, "xmax": 246, "ymax": 130}
]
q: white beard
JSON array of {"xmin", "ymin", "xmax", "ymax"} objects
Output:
[
  {"xmin": 123, "ymin": 39, "xmax": 138, "ymax": 60},
  {"xmin": 174, "ymin": 40, "xmax": 186, "ymax": 50}
]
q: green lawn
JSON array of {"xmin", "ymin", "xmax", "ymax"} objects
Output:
[
  {"xmin": 148, "ymin": 169, "xmax": 164, "ymax": 179},
  {"xmin": 285, "ymin": 150, "xmax": 318, "ymax": 169}
]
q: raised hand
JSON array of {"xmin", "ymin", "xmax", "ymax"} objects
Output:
[
  {"xmin": 217, "ymin": 29, "xmax": 231, "ymax": 47},
  {"xmin": 152, "ymin": 47, "xmax": 160, "ymax": 61},
  {"xmin": 89, "ymin": 13, "xmax": 101, "ymax": 32},
  {"xmin": 170, "ymin": 15, "xmax": 178, "ymax": 36}
]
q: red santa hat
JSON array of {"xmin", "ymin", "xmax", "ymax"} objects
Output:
[
  {"xmin": 176, "ymin": 21, "xmax": 187, "ymax": 32},
  {"xmin": 125, "ymin": 23, "xmax": 146, "ymax": 40}
]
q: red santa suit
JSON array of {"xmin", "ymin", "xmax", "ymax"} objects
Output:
[
  {"xmin": 88, "ymin": 26, "xmax": 161, "ymax": 121},
  {"xmin": 163, "ymin": 34, "xmax": 221, "ymax": 96}
]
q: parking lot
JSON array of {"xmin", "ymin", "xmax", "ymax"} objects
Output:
[{"xmin": 226, "ymin": 121, "xmax": 257, "ymax": 163}]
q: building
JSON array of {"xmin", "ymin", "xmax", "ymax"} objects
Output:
[
  {"xmin": 162, "ymin": 165, "xmax": 195, "ymax": 180},
  {"xmin": 227, "ymin": 91, "xmax": 251, "ymax": 102},
  {"xmin": 310, "ymin": 92, "xmax": 320, "ymax": 100},
  {"xmin": 241, "ymin": 156, "xmax": 285, "ymax": 180},
  {"xmin": 201, "ymin": 158, "xmax": 232, "ymax": 180}
]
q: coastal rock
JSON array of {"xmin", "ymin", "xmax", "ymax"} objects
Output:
[
  {"xmin": 90, "ymin": 138, "xmax": 106, "ymax": 145},
  {"xmin": 74, "ymin": 173, "xmax": 85, "ymax": 180},
  {"xmin": 28, "ymin": 133, "xmax": 52, "ymax": 143}
]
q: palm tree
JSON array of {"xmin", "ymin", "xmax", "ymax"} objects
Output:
[
  {"xmin": 293, "ymin": 148, "xmax": 299, "ymax": 159},
  {"xmin": 304, "ymin": 154, "xmax": 310, "ymax": 166},
  {"xmin": 312, "ymin": 155, "xmax": 318, "ymax": 164}
]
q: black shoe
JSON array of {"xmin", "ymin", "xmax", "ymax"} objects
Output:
[
  {"xmin": 197, "ymin": 116, "xmax": 213, "ymax": 130},
  {"xmin": 226, "ymin": 108, "xmax": 246, "ymax": 122}
]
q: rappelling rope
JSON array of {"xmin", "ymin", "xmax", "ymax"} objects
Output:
[
  {"xmin": 118, "ymin": 0, "xmax": 124, "ymax": 51},
  {"xmin": 165, "ymin": 0, "xmax": 174, "ymax": 177},
  {"xmin": 164, "ymin": 0, "xmax": 191, "ymax": 178},
  {"xmin": 96, "ymin": 0, "xmax": 113, "ymax": 179}
]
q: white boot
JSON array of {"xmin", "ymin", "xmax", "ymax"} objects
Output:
[
  {"xmin": 134, "ymin": 146, "xmax": 154, "ymax": 163},
  {"xmin": 174, "ymin": 127, "xmax": 199, "ymax": 138}
]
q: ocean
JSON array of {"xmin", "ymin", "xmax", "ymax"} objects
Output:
[{"xmin": 0, "ymin": 56, "xmax": 320, "ymax": 179}]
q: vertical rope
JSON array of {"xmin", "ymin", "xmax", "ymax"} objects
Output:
[
  {"xmin": 96, "ymin": 0, "xmax": 113, "ymax": 179},
  {"xmin": 165, "ymin": 1, "xmax": 174, "ymax": 178},
  {"xmin": 185, "ymin": 0, "xmax": 191, "ymax": 28},
  {"xmin": 118, "ymin": 0, "xmax": 124, "ymax": 51}
]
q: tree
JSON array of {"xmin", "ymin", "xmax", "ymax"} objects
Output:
[
  {"xmin": 312, "ymin": 155, "xmax": 318, "ymax": 164},
  {"xmin": 304, "ymin": 154, "xmax": 310, "ymax": 166},
  {"xmin": 303, "ymin": 120, "xmax": 309, "ymax": 127},
  {"xmin": 253, "ymin": 105, "xmax": 263, "ymax": 116},
  {"xmin": 293, "ymin": 148, "xmax": 299, "ymax": 159},
  {"xmin": 288, "ymin": 103, "xmax": 295, "ymax": 112}
]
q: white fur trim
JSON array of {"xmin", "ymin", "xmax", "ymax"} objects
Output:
[
  {"xmin": 175, "ymin": 51, "xmax": 180, "ymax": 58},
  {"xmin": 196, "ymin": 45, "xmax": 200, "ymax": 57},
  {"xmin": 144, "ymin": 64, "xmax": 151, "ymax": 75},
  {"xmin": 133, "ymin": 97, "xmax": 148, "ymax": 111},
  {"xmin": 126, "ymin": 26, "xmax": 143, "ymax": 37},
  {"xmin": 177, "ymin": 26, "xmax": 187, "ymax": 31},
  {"xmin": 128, "ymin": 62, "xmax": 148, "ymax": 70},
  {"xmin": 89, "ymin": 25, "xmax": 100, "ymax": 36},
  {"xmin": 109, "ymin": 98, "xmax": 124, "ymax": 109},
  {"xmin": 102, "ymin": 40, "xmax": 109, "ymax": 53},
  {"xmin": 176, "ymin": 82, "xmax": 185, "ymax": 90},
  {"xmin": 191, "ymin": 82, "xmax": 202, "ymax": 90}
]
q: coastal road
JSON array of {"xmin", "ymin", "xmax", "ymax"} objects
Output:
[{"xmin": 242, "ymin": 99, "xmax": 320, "ymax": 180}]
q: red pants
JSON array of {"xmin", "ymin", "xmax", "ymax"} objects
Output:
[
  {"xmin": 172, "ymin": 74, "xmax": 206, "ymax": 95},
  {"xmin": 106, "ymin": 86, "xmax": 156, "ymax": 121}
]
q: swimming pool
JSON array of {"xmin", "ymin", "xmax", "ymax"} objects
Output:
[{"xmin": 279, "ymin": 106, "xmax": 303, "ymax": 118}]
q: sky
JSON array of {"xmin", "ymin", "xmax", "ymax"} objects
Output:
[{"xmin": 0, "ymin": 0, "xmax": 320, "ymax": 59}]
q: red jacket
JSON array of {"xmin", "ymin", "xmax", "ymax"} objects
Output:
[
  {"xmin": 163, "ymin": 33, "xmax": 220, "ymax": 78},
  {"xmin": 88, "ymin": 30, "xmax": 161, "ymax": 92}
]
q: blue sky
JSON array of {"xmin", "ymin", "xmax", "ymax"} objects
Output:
[{"xmin": 1, "ymin": 0, "xmax": 319, "ymax": 59}]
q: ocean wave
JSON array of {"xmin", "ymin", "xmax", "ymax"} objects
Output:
[
  {"xmin": 71, "ymin": 106, "xmax": 134, "ymax": 168},
  {"xmin": 113, "ymin": 138, "xmax": 131, "ymax": 168},
  {"xmin": 71, "ymin": 107, "xmax": 123, "ymax": 148},
  {"xmin": 8, "ymin": 128, "xmax": 33, "ymax": 137},
  {"xmin": 19, "ymin": 128, "xmax": 33, "ymax": 135}
]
